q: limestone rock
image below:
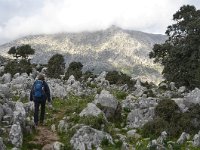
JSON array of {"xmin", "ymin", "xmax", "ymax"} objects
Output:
[
  {"xmin": 13, "ymin": 102, "xmax": 26, "ymax": 125},
  {"xmin": 184, "ymin": 88, "xmax": 200, "ymax": 107},
  {"xmin": 94, "ymin": 90, "xmax": 118, "ymax": 119},
  {"xmin": 193, "ymin": 131, "xmax": 200, "ymax": 147},
  {"xmin": 0, "ymin": 137, "xmax": 6, "ymax": 150},
  {"xmin": 79, "ymin": 103, "xmax": 103, "ymax": 117},
  {"xmin": 70, "ymin": 126, "xmax": 113, "ymax": 150},
  {"xmin": 127, "ymin": 107, "xmax": 154, "ymax": 128},
  {"xmin": 9, "ymin": 123, "xmax": 23, "ymax": 148},
  {"xmin": 177, "ymin": 132, "xmax": 190, "ymax": 144}
]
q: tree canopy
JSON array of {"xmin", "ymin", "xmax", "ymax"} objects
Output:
[
  {"xmin": 8, "ymin": 44, "xmax": 35, "ymax": 60},
  {"xmin": 149, "ymin": 5, "xmax": 200, "ymax": 88},
  {"xmin": 64, "ymin": 61, "xmax": 83, "ymax": 80},
  {"xmin": 47, "ymin": 54, "xmax": 65, "ymax": 78}
]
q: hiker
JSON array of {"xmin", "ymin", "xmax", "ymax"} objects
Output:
[{"xmin": 30, "ymin": 74, "xmax": 51, "ymax": 126}]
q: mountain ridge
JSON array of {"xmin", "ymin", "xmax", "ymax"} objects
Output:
[{"xmin": 0, "ymin": 26, "xmax": 167, "ymax": 83}]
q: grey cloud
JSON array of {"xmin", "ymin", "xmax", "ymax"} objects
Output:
[{"xmin": 0, "ymin": 0, "xmax": 200, "ymax": 45}]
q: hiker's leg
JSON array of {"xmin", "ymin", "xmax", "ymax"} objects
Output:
[
  {"xmin": 40, "ymin": 100, "xmax": 46, "ymax": 124},
  {"xmin": 34, "ymin": 101, "xmax": 39, "ymax": 125}
]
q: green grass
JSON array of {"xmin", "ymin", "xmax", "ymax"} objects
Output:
[
  {"xmin": 14, "ymin": 92, "xmax": 200, "ymax": 150},
  {"xmin": 111, "ymin": 90, "xmax": 128, "ymax": 101},
  {"xmin": 21, "ymin": 130, "xmax": 42, "ymax": 150},
  {"xmin": 45, "ymin": 94, "xmax": 95, "ymax": 148}
]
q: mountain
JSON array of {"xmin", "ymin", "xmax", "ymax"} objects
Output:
[{"xmin": 0, "ymin": 25, "xmax": 167, "ymax": 83}]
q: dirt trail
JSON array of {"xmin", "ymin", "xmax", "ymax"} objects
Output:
[{"xmin": 29, "ymin": 126, "xmax": 59, "ymax": 146}]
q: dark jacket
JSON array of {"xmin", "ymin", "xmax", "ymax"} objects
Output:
[{"xmin": 30, "ymin": 80, "xmax": 51, "ymax": 102}]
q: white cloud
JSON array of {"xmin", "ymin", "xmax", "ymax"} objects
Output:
[{"xmin": 0, "ymin": 0, "xmax": 199, "ymax": 44}]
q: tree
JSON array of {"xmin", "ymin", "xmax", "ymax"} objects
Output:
[
  {"xmin": 149, "ymin": 5, "xmax": 200, "ymax": 88},
  {"xmin": 8, "ymin": 46, "xmax": 20, "ymax": 59},
  {"xmin": 64, "ymin": 62, "xmax": 83, "ymax": 80},
  {"xmin": 47, "ymin": 54, "xmax": 65, "ymax": 78},
  {"xmin": 8, "ymin": 44, "xmax": 35, "ymax": 60},
  {"xmin": 4, "ymin": 59, "xmax": 32, "ymax": 76},
  {"xmin": 17, "ymin": 44, "xmax": 35, "ymax": 60}
]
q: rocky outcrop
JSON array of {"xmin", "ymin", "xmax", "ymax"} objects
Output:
[
  {"xmin": 125, "ymin": 96, "xmax": 158, "ymax": 128},
  {"xmin": 126, "ymin": 107, "xmax": 154, "ymax": 128},
  {"xmin": 70, "ymin": 126, "xmax": 113, "ymax": 150},
  {"xmin": 9, "ymin": 123, "xmax": 23, "ymax": 148},
  {"xmin": 94, "ymin": 90, "xmax": 121, "ymax": 120},
  {"xmin": 184, "ymin": 88, "xmax": 200, "ymax": 107},
  {"xmin": 0, "ymin": 137, "xmax": 6, "ymax": 150},
  {"xmin": 57, "ymin": 119, "xmax": 69, "ymax": 133},
  {"xmin": 177, "ymin": 132, "xmax": 190, "ymax": 144},
  {"xmin": 79, "ymin": 103, "xmax": 103, "ymax": 117},
  {"xmin": 193, "ymin": 131, "xmax": 200, "ymax": 147},
  {"xmin": 13, "ymin": 102, "xmax": 26, "ymax": 125}
]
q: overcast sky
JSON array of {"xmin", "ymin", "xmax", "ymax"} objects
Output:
[{"xmin": 0, "ymin": 0, "xmax": 199, "ymax": 45}]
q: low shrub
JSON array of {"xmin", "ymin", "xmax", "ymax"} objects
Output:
[
  {"xmin": 178, "ymin": 104, "xmax": 200, "ymax": 135},
  {"xmin": 64, "ymin": 62, "xmax": 83, "ymax": 80},
  {"xmin": 82, "ymin": 70, "xmax": 97, "ymax": 81},
  {"xmin": 155, "ymin": 99, "xmax": 180, "ymax": 122},
  {"xmin": 4, "ymin": 59, "xmax": 32, "ymax": 76},
  {"xmin": 142, "ymin": 100, "xmax": 200, "ymax": 138},
  {"xmin": 78, "ymin": 114, "xmax": 107, "ymax": 130},
  {"xmin": 105, "ymin": 71, "xmax": 136, "ymax": 89},
  {"xmin": 113, "ymin": 90, "xmax": 128, "ymax": 100},
  {"xmin": 141, "ymin": 117, "xmax": 169, "ymax": 138}
]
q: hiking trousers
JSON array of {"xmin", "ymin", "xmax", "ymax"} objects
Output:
[{"xmin": 34, "ymin": 98, "xmax": 46, "ymax": 125}]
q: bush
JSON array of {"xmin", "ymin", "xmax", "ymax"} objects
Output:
[
  {"xmin": 143, "ymin": 100, "xmax": 200, "ymax": 138},
  {"xmin": 105, "ymin": 71, "xmax": 136, "ymax": 89},
  {"xmin": 155, "ymin": 99, "xmax": 180, "ymax": 122},
  {"xmin": 78, "ymin": 114, "xmax": 106, "ymax": 130},
  {"xmin": 19, "ymin": 59, "xmax": 32, "ymax": 74},
  {"xmin": 87, "ymin": 82, "xmax": 98, "ymax": 88},
  {"xmin": 82, "ymin": 70, "xmax": 97, "ymax": 81},
  {"xmin": 64, "ymin": 62, "xmax": 83, "ymax": 80},
  {"xmin": 178, "ymin": 104, "xmax": 200, "ymax": 135},
  {"xmin": 113, "ymin": 90, "xmax": 128, "ymax": 100},
  {"xmin": 4, "ymin": 60, "xmax": 32, "ymax": 76},
  {"xmin": 4, "ymin": 61, "xmax": 19, "ymax": 76},
  {"xmin": 105, "ymin": 71, "xmax": 120, "ymax": 84},
  {"xmin": 142, "ymin": 117, "xmax": 169, "ymax": 138},
  {"xmin": 47, "ymin": 54, "xmax": 65, "ymax": 78}
]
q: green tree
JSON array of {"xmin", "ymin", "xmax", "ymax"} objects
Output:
[
  {"xmin": 47, "ymin": 54, "xmax": 65, "ymax": 78},
  {"xmin": 8, "ymin": 44, "xmax": 35, "ymax": 60},
  {"xmin": 64, "ymin": 62, "xmax": 83, "ymax": 80},
  {"xmin": 4, "ymin": 61, "xmax": 20, "ymax": 76},
  {"xmin": 149, "ymin": 5, "xmax": 200, "ymax": 88},
  {"xmin": 8, "ymin": 46, "xmax": 20, "ymax": 59},
  {"xmin": 17, "ymin": 44, "xmax": 35, "ymax": 59},
  {"xmin": 4, "ymin": 60, "xmax": 32, "ymax": 76}
]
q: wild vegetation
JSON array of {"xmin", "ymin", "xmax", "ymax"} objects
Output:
[
  {"xmin": 47, "ymin": 54, "xmax": 65, "ymax": 78},
  {"xmin": 0, "ymin": 4, "xmax": 200, "ymax": 150},
  {"xmin": 149, "ymin": 5, "xmax": 200, "ymax": 89}
]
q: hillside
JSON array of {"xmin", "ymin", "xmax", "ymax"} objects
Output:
[
  {"xmin": 0, "ymin": 26, "xmax": 167, "ymax": 83},
  {"xmin": 1, "ymin": 72, "xmax": 200, "ymax": 149}
]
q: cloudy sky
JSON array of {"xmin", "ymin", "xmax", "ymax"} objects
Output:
[{"xmin": 0, "ymin": 0, "xmax": 199, "ymax": 45}]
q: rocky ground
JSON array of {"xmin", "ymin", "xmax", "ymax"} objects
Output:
[{"xmin": 0, "ymin": 69, "xmax": 200, "ymax": 150}]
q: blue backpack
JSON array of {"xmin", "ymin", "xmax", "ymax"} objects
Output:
[{"xmin": 34, "ymin": 80, "xmax": 44, "ymax": 97}]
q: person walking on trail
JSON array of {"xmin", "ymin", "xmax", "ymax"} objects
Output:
[{"xmin": 30, "ymin": 74, "xmax": 51, "ymax": 126}]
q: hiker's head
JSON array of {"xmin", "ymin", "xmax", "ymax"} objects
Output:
[{"xmin": 37, "ymin": 74, "xmax": 45, "ymax": 81}]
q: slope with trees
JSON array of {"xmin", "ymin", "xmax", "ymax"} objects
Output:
[
  {"xmin": 8, "ymin": 44, "xmax": 35, "ymax": 60},
  {"xmin": 5, "ymin": 44, "xmax": 35, "ymax": 76}
]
